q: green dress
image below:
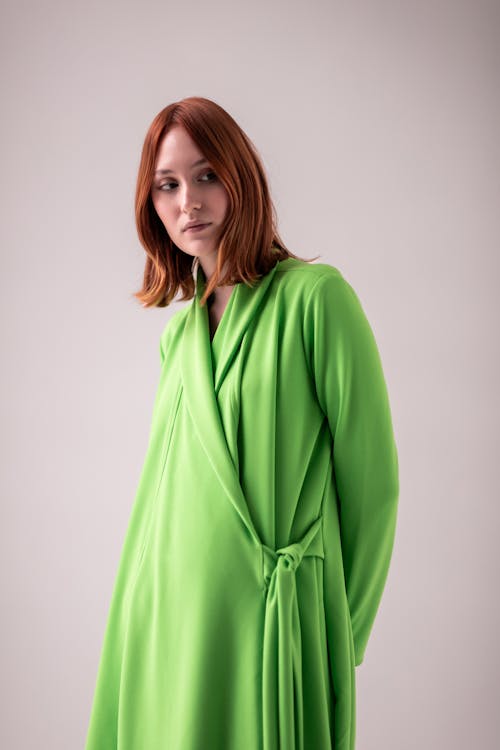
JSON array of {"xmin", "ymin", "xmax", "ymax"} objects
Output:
[{"xmin": 84, "ymin": 254, "xmax": 399, "ymax": 749}]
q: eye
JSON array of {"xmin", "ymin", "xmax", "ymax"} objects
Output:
[
  {"xmin": 155, "ymin": 170, "xmax": 218, "ymax": 192},
  {"xmin": 157, "ymin": 181, "xmax": 177, "ymax": 192},
  {"xmin": 200, "ymin": 170, "xmax": 217, "ymax": 182}
]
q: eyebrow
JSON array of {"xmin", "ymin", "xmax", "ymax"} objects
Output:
[{"xmin": 154, "ymin": 158, "xmax": 209, "ymax": 176}]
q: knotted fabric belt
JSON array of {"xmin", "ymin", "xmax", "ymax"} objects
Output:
[{"xmin": 261, "ymin": 514, "xmax": 324, "ymax": 750}]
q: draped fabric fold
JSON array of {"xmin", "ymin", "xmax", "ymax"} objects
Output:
[
  {"xmin": 187, "ymin": 260, "xmax": 329, "ymax": 747},
  {"xmin": 261, "ymin": 515, "xmax": 325, "ymax": 750}
]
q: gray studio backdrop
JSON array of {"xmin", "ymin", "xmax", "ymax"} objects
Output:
[{"xmin": 1, "ymin": 0, "xmax": 498, "ymax": 748}]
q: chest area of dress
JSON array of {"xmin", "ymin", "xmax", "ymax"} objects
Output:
[{"xmin": 212, "ymin": 309, "xmax": 323, "ymax": 433}]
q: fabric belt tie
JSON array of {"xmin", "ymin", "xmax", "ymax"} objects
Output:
[{"xmin": 261, "ymin": 514, "xmax": 324, "ymax": 750}]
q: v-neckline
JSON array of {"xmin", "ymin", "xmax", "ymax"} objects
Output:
[
  {"xmin": 189, "ymin": 254, "xmax": 282, "ymax": 397},
  {"xmin": 209, "ymin": 283, "xmax": 238, "ymax": 350}
]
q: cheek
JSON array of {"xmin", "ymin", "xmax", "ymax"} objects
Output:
[
  {"xmin": 215, "ymin": 187, "xmax": 230, "ymax": 217},
  {"xmin": 153, "ymin": 199, "xmax": 175, "ymax": 228}
]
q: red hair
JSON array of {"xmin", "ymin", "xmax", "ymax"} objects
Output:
[{"xmin": 133, "ymin": 96, "xmax": 318, "ymax": 308}]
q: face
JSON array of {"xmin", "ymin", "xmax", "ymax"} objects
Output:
[{"xmin": 151, "ymin": 125, "xmax": 230, "ymax": 269}]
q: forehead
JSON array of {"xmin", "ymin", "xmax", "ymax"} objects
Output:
[{"xmin": 155, "ymin": 126, "xmax": 204, "ymax": 171}]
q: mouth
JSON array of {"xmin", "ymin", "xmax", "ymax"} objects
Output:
[{"xmin": 184, "ymin": 222, "xmax": 211, "ymax": 232}]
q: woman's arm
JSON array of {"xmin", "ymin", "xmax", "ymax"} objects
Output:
[{"xmin": 305, "ymin": 269, "xmax": 400, "ymax": 666}]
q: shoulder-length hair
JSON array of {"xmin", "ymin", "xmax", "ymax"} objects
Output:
[{"xmin": 133, "ymin": 96, "xmax": 318, "ymax": 308}]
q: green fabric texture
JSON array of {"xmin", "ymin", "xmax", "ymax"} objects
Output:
[{"xmin": 85, "ymin": 256, "xmax": 399, "ymax": 750}]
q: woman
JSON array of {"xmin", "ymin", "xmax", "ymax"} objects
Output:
[{"xmin": 84, "ymin": 96, "xmax": 400, "ymax": 750}]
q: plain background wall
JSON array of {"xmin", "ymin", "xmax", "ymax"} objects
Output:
[{"xmin": 1, "ymin": 0, "xmax": 498, "ymax": 747}]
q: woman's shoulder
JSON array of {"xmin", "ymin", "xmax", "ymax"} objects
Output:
[
  {"xmin": 274, "ymin": 257, "xmax": 370, "ymax": 330},
  {"xmin": 274, "ymin": 256, "xmax": 348, "ymax": 296},
  {"xmin": 159, "ymin": 304, "xmax": 191, "ymax": 361}
]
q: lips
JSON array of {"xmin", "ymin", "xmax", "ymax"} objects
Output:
[{"xmin": 184, "ymin": 222, "xmax": 210, "ymax": 231}]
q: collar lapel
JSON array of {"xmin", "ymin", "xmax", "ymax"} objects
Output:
[
  {"xmin": 180, "ymin": 257, "xmax": 281, "ymax": 540},
  {"xmin": 212, "ymin": 259, "xmax": 281, "ymax": 394}
]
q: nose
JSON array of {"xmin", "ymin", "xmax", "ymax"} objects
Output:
[{"xmin": 180, "ymin": 183, "xmax": 202, "ymax": 213}]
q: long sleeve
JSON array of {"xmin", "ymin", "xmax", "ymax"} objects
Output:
[{"xmin": 305, "ymin": 269, "xmax": 400, "ymax": 666}]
